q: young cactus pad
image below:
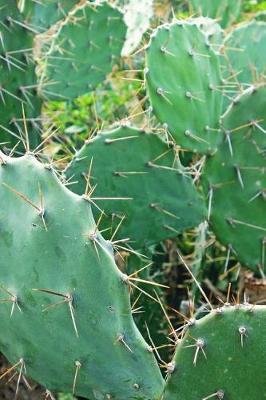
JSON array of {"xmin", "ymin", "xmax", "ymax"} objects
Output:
[
  {"xmin": 145, "ymin": 20, "xmax": 223, "ymax": 154},
  {"xmin": 0, "ymin": 152, "xmax": 164, "ymax": 399},
  {"xmin": 64, "ymin": 126, "xmax": 206, "ymax": 248},
  {"xmin": 202, "ymin": 85, "xmax": 266, "ymax": 272},
  {"xmin": 164, "ymin": 304, "xmax": 266, "ymax": 400},
  {"xmin": 37, "ymin": 1, "xmax": 126, "ymax": 100},
  {"xmin": 189, "ymin": 0, "xmax": 242, "ymax": 28},
  {"xmin": 0, "ymin": 0, "xmax": 41, "ymax": 148},
  {"xmin": 223, "ymin": 21, "xmax": 266, "ymax": 89}
]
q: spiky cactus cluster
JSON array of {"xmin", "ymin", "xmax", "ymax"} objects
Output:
[
  {"xmin": 0, "ymin": 0, "xmax": 126, "ymax": 146},
  {"xmin": 0, "ymin": 0, "xmax": 266, "ymax": 399}
]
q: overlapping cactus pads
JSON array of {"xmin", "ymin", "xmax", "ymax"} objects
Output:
[
  {"xmin": 0, "ymin": 152, "xmax": 164, "ymax": 399},
  {"xmin": 64, "ymin": 125, "xmax": 206, "ymax": 248}
]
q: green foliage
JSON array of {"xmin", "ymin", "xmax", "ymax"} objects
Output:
[
  {"xmin": 145, "ymin": 20, "xmax": 223, "ymax": 154},
  {"xmin": 164, "ymin": 304, "xmax": 266, "ymax": 399},
  {"xmin": 202, "ymin": 85, "xmax": 266, "ymax": 271},
  {"xmin": 38, "ymin": 1, "xmax": 127, "ymax": 100},
  {"xmin": 64, "ymin": 125, "xmax": 206, "ymax": 248},
  {"xmin": 0, "ymin": 152, "xmax": 164, "ymax": 400},
  {"xmin": 43, "ymin": 78, "xmax": 141, "ymax": 149}
]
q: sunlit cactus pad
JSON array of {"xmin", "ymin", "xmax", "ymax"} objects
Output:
[
  {"xmin": 0, "ymin": 152, "xmax": 164, "ymax": 399},
  {"xmin": 64, "ymin": 125, "xmax": 206, "ymax": 248},
  {"xmin": 202, "ymin": 85, "xmax": 266, "ymax": 271},
  {"xmin": 0, "ymin": 0, "xmax": 41, "ymax": 148},
  {"xmin": 38, "ymin": 1, "xmax": 126, "ymax": 100},
  {"xmin": 145, "ymin": 20, "xmax": 223, "ymax": 154},
  {"xmin": 164, "ymin": 304, "xmax": 266, "ymax": 400}
]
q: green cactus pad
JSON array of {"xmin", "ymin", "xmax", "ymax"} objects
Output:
[
  {"xmin": 223, "ymin": 21, "xmax": 266, "ymax": 89},
  {"xmin": 145, "ymin": 20, "xmax": 223, "ymax": 154},
  {"xmin": 0, "ymin": 152, "xmax": 164, "ymax": 399},
  {"xmin": 18, "ymin": 0, "xmax": 79, "ymax": 32},
  {"xmin": 190, "ymin": 0, "xmax": 242, "ymax": 28},
  {"xmin": 202, "ymin": 85, "xmax": 266, "ymax": 271},
  {"xmin": 38, "ymin": 1, "xmax": 126, "ymax": 100},
  {"xmin": 64, "ymin": 126, "xmax": 206, "ymax": 248},
  {"xmin": 0, "ymin": 1, "xmax": 41, "ymax": 148},
  {"xmin": 164, "ymin": 304, "xmax": 266, "ymax": 400}
]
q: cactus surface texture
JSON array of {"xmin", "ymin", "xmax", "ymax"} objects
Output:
[
  {"xmin": 223, "ymin": 21, "xmax": 266, "ymax": 90},
  {"xmin": 64, "ymin": 125, "xmax": 206, "ymax": 248},
  {"xmin": 0, "ymin": 0, "xmax": 41, "ymax": 147},
  {"xmin": 38, "ymin": 1, "xmax": 126, "ymax": 100},
  {"xmin": 18, "ymin": 0, "xmax": 79, "ymax": 32},
  {"xmin": 145, "ymin": 20, "xmax": 223, "ymax": 154},
  {"xmin": 202, "ymin": 85, "xmax": 266, "ymax": 271},
  {"xmin": 190, "ymin": 0, "xmax": 242, "ymax": 28},
  {"xmin": 164, "ymin": 304, "xmax": 266, "ymax": 400},
  {"xmin": 0, "ymin": 152, "xmax": 164, "ymax": 400}
]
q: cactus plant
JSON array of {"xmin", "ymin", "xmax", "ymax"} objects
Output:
[
  {"xmin": 37, "ymin": 1, "xmax": 127, "ymax": 100},
  {"xmin": 202, "ymin": 85, "xmax": 266, "ymax": 272},
  {"xmin": 1, "ymin": 1, "xmax": 266, "ymax": 399},
  {"xmin": 0, "ymin": 151, "xmax": 164, "ymax": 399},
  {"xmin": 17, "ymin": 0, "xmax": 79, "ymax": 32},
  {"xmin": 189, "ymin": 0, "xmax": 242, "ymax": 28},
  {"xmin": 64, "ymin": 125, "xmax": 206, "ymax": 248},
  {"xmin": 164, "ymin": 304, "xmax": 266, "ymax": 399},
  {"xmin": 0, "ymin": 0, "xmax": 41, "ymax": 148},
  {"xmin": 145, "ymin": 20, "xmax": 223, "ymax": 154},
  {"xmin": 223, "ymin": 21, "xmax": 266, "ymax": 91}
]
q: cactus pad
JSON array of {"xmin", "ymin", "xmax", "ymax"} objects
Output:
[
  {"xmin": 164, "ymin": 304, "xmax": 266, "ymax": 399},
  {"xmin": 18, "ymin": 0, "xmax": 79, "ymax": 32},
  {"xmin": 0, "ymin": 1, "xmax": 41, "ymax": 148},
  {"xmin": 145, "ymin": 20, "xmax": 223, "ymax": 154},
  {"xmin": 64, "ymin": 126, "xmax": 206, "ymax": 248},
  {"xmin": 202, "ymin": 85, "xmax": 266, "ymax": 271},
  {"xmin": 38, "ymin": 1, "xmax": 126, "ymax": 100},
  {"xmin": 223, "ymin": 21, "xmax": 266, "ymax": 89},
  {"xmin": 0, "ymin": 152, "xmax": 164, "ymax": 399},
  {"xmin": 190, "ymin": 0, "xmax": 242, "ymax": 28}
]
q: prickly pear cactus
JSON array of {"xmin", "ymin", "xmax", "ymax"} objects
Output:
[
  {"xmin": 223, "ymin": 21, "xmax": 266, "ymax": 89},
  {"xmin": 0, "ymin": 152, "xmax": 164, "ymax": 399},
  {"xmin": 145, "ymin": 20, "xmax": 223, "ymax": 154},
  {"xmin": 190, "ymin": 0, "xmax": 242, "ymax": 28},
  {"xmin": 0, "ymin": 0, "xmax": 41, "ymax": 148},
  {"xmin": 64, "ymin": 125, "xmax": 206, "ymax": 248},
  {"xmin": 37, "ymin": 1, "xmax": 127, "ymax": 100},
  {"xmin": 202, "ymin": 85, "xmax": 266, "ymax": 272},
  {"xmin": 164, "ymin": 304, "xmax": 266, "ymax": 399},
  {"xmin": 17, "ymin": 0, "xmax": 79, "ymax": 32}
]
